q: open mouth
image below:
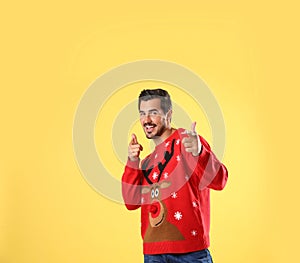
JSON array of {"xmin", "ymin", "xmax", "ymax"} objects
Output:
[
  {"xmin": 144, "ymin": 123, "xmax": 156, "ymax": 133},
  {"xmin": 154, "ymin": 213, "xmax": 164, "ymax": 227}
]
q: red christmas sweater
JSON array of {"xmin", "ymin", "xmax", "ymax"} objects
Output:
[{"xmin": 122, "ymin": 128, "xmax": 228, "ymax": 255}]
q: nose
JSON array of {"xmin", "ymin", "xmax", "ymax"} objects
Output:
[
  {"xmin": 145, "ymin": 114, "xmax": 152, "ymax": 122},
  {"xmin": 149, "ymin": 202, "xmax": 160, "ymax": 218},
  {"xmin": 141, "ymin": 113, "xmax": 151, "ymax": 124},
  {"xmin": 150, "ymin": 205, "xmax": 158, "ymax": 214}
]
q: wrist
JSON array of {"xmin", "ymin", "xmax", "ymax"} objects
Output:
[
  {"xmin": 127, "ymin": 157, "xmax": 140, "ymax": 169},
  {"xmin": 129, "ymin": 157, "xmax": 138, "ymax": 162},
  {"xmin": 192, "ymin": 135, "xmax": 202, "ymax": 156}
]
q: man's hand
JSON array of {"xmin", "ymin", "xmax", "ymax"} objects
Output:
[
  {"xmin": 128, "ymin": 134, "xmax": 143, "ymax": 161},
  {"xmin": 182, "ymin": 122, "xmax": 201, "ymax": 156}
]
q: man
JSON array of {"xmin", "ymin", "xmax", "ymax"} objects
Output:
[{"xmin": 122, "ymin": 89, "xmax": 228, "ymax": 263}]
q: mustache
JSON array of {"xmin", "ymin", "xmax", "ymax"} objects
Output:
[{"xmin": 143, "ymin": 122, "xmax": 157, "ymax": 127}]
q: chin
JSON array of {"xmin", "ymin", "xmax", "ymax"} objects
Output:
[
  {"xmin": 144, "ymin": 128, "xmax": 157, "ymax": 139},
  {"xmin": 146, "ymin": 133, "xmax": 155, "ymax": 139},
  {"xmin": 144, "ymin": 127, "xmax": 163, "ymax": 139}
]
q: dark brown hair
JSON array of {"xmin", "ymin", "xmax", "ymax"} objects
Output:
[{"xmin": 138, "ymin": 89, "xmax": 172, "ymax": 114}]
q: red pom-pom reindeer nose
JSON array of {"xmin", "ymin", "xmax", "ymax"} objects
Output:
[
  {"xmin": 150, "ymin": 205, "xmax": 158, "ymax": 214},
  {"xmin": 149, "ymin": 202, "xmax": 160, "ymax": 218}
]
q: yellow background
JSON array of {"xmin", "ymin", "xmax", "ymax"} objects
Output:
[{"xmin": 1, "ymin": 0, "xmax": 299, "ymax": 262}]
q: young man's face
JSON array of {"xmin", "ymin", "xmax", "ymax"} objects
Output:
[{"xmin": 139, "ymin": 98, "xmax": 170, "ymax": 139}]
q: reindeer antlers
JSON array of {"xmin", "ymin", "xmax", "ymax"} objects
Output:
[{"xmin": 142, "ymin": 139, "xmax": 175, "ymax": 184}]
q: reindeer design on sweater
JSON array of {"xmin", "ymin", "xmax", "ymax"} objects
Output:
[{"xmin": 141, "ymin": 139, "xmax": 184, "ymax": 243}]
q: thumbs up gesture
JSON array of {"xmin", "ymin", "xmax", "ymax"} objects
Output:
[
  {"xmin": 182, "ymin": 122, "xmax": 202, "ymax": 156},
  {"xmin": 128, "ymin": 134, "xmax": 143, "ymax": 161}
]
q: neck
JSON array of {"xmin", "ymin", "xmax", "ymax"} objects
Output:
[{"xmin": 153, "ymin": 127, "xmax": 175, "ymax": 145}]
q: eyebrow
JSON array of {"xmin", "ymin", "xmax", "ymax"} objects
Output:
[{"xmin": 139, "ymin": 109, "xmax": 159, "ymax": 113}]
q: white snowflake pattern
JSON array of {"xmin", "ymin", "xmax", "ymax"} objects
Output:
[
  {"xmin": 171, "ymin": 192, "xmax": 177, "ymax": 199},
  {"xmin": 176, "ymin": 155, "xmax": 181, "ymax": 161},
  {"xmin": 163, "ymin": 172, "xmax": 169, "ymax": 179},
  {"xmin": 174, "ymin": 211, "xmax": 183, "ymax": 221},
  {"xmin": 152, "ymin": 172, "xmax": 158, "ymax": 180},
  {"xmin": 154, "ymin": 153, "xmax": 158, "ymax": 159},
  {"xmin": 176, "ymin": 139, "xmax": 180, "ymax": 145},
  {"xmin": 192, "ymin": 201, "xmax": 198, "ymax": 208},
  {"xmin": 165, "ymin": 141, "xmax": 170, "ymax": 147},
  {"xmin": 185, "ymin": 175, "xmax": 189, "ymax": 181},
  {"xmin": 141, "ymin": 197, "xmax": 145, "ymax": 204},
  {"xmin": 191, "ymin": 230, "xmax": 198, "ymax": 236}
]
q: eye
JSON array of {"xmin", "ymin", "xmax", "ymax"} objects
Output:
[
  {"xmin": 151, "ymin": 189, "xmax": 155, "ymax": 198},
  {"xmin": 154, "ymin": 188, "xmax": 159, "ymax": 197},
  {"xmin": 150, "ymin": 110, "xmax": 158, "ymax": 117},
  {"xmin": 139, "ymin": 112, "xmax": 146, "ymax": 118}
]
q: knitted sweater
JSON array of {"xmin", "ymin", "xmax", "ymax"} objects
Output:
[{"xmin": 122, "ymin": 128, "xmax": 228, "ymax": 254}]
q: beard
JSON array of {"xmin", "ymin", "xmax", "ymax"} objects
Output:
[{"xmin": 144, "ymin": 121, "xmax": 167, "ymax": 139}]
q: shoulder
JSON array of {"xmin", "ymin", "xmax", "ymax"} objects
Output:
[
  {"xmin": 141, "ymin": 153, "xmax": 152, "ymax": 168},
  {"xmin": 176, "ymin": 127, "xmax": 185, "ymax": 134}
]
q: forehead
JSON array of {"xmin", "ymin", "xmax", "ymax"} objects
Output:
[{"xmin": 139, "ymin": 98, "xmax": 162, "ymax": 111}]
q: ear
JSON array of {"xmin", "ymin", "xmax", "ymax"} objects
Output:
[
  {"xmin": 166, "ymin": 110, "xmax": 172, "ymax": 124},
  {"xmin": 160, "ymin": 181, "xmax": 171, "ymax": 189},
  {"xmin": 141, "ymin": 186, "xmax": 151, "ymax": 194}
]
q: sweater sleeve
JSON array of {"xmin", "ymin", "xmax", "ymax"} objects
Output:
[
  {"xmin": 121, "ymin": 158, "xmax": 143, "ymax": 210},
  {"xmin": 181, "ymin": 134, "xmax": 228, "ymax": 190}
]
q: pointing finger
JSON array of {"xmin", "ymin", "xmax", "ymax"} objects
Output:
[
  {"xmin": 130, "ymin": 134, "xmax": 143, "ymax": 151},
  {"xmin": 191, "ymin": 121, "xmax": 196, "ymax": 134},
  {"xmin": 131, "ymin": 133, "xmax": 138, "ymax": 144}
]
